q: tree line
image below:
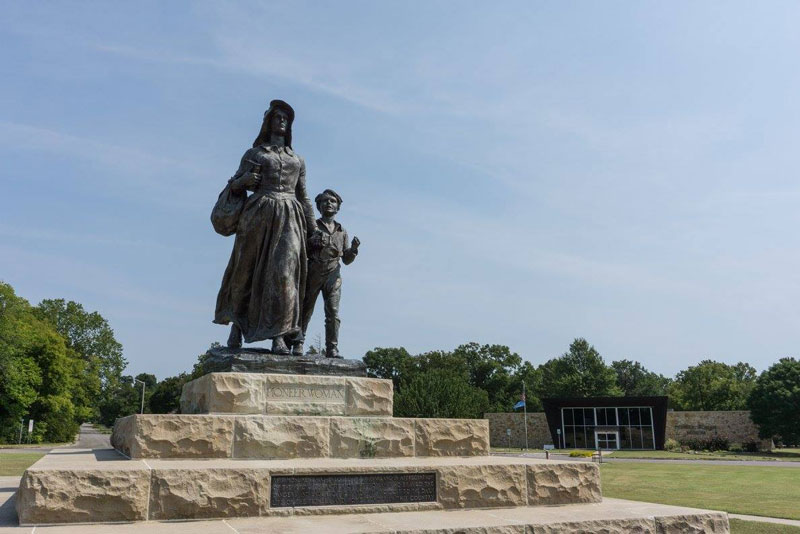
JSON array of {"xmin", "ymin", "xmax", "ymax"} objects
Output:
[{"xmin": 2, "ymin": 281, "xmax": 797, "ymax": 445}]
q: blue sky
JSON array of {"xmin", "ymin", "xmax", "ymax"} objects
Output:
[{"xmin": 2, "ymin": 2, "xmax": 799, "ymax": 379}]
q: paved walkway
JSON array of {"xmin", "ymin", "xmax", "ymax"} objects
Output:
[
  {"xmin": 493, "ymin": 452, "xmax": 800, "ymax": 467},
  {"xmin": 730, "ymin": 513, "xmax": 800, "ymax": 527}
]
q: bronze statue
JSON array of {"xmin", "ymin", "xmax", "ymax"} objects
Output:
[
  {"xmin": 292, "ymin": 189, "xmax": 360, "ymax": 358},
  {"xmin": 212, "ymin": 100, "xmax": 316, "ymax": 355}
]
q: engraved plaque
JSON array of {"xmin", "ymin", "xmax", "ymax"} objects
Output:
[
  {"xmin": 270, "ymin": 472, "xmax": 436, "ymax": 507},
  {"xmin": 264, "ymin": 384, "xmax": 345, "ymax": 404}
]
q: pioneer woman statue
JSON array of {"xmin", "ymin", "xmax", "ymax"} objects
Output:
[{"xmin": 212, "ymin": 100, "xmax": 316, "ymax": 354}]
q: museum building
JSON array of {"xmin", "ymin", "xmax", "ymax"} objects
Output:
[{"xmin": 541, "ymin": 396, "xmax": 669, "ymax": 450}]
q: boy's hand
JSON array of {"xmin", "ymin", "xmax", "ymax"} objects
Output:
[{"xmin": 351, "ymin": 236, "xmax": 360, "ymax": 250}]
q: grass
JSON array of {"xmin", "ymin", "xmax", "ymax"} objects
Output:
[
  {"xmin": 610, "ymin": 449, "xmax": 800, "ymax": 462},
  {"xmin": 601, "ymin": 463, "xmax": 800, "ymax": 520},
  {"xmin": 0, "ymin": 442, "xmax": 70, "ymax": 449},
  {"xmin": 731, "ymin": 519, "xmax": 800, "ymax": 533},
  {"xmin": 0, "ymin": 453, "xmax": 44, "ymax": 476},
  {"xmin": 490, "ymin": 447, "xmax": 545, "ymax": 453}
]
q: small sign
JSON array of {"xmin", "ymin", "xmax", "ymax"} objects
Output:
[
  {"xmin": 28, "ymin": 419, "xmax": 34, "ymax": 433},
  {"xmin": 556, "ymin": 428, "xmax": 561, "ymax": 434},
  {"xmin": 506, "ymin": 428, "xmax": 512, "ymax": 436},
  {"xmin": 543, "ymin": 444, "xmax": 555, "ymax": 450}
]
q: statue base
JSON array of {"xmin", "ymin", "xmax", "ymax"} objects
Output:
[{"xmin": 201, "ymin": 346, "xmax": 366, "ymax": 377}]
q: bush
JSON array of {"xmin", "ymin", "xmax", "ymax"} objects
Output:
[
  {"xmin": 682, "ymin": 436, "xmax": 730, "ymax": 452},
  {"xmin": 742, "ymin": 440, "xmax": 760, "ymax": 453},
  {"xmin": 569, "ymin": 450, "xmax": 594, "ymax": 457},
  {"xmin": 664, "ymin": 438, "xmax": 681, "ymax": 452}
]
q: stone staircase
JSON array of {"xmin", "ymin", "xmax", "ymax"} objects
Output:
[{"xmin": 15, "ymin": 362, "xmax": 730, "ymax": 532}]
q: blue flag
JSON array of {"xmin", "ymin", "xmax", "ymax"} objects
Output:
[{"xmin": 513, "ymin": 400, "xmax": 525, "ymax": 410}]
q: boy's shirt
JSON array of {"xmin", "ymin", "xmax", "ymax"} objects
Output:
[{"xmin": 309, "ymin": 218, "xmax": 357, "ymax": 271}]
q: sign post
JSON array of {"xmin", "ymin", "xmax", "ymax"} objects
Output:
[
  {"xmin": 556, "ymin": 428, "xmax": 562, "ymax": 449},
  {"xmin": 506, "ymin": 428, "xmax": 511, "ymax": 449},
  {"xmin": 522, "ymin": 382, "xmax": 529, "ymax": 451},
  {"xmin": 27, "ymin": 419, "xmax": 34, "ymax": 443}
]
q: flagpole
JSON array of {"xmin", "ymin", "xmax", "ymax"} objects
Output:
[{"xmin": 523, "ymin": 381, "xmax": 529, "ymax": 451}]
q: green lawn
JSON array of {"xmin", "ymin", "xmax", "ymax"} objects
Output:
[
  {"xmin": 731, "ymin": 519, "xmax": 800, "ymax": 534},
  {"xmin": 610, "ymin": 449, "xmax": 800, "ymax": 462},
  {"xmin": 0, "ymin": 453, "xmax": 44, "ymax": 476},
  {"xmin": 602, "ymin": 463, "xmax": 800, "ymax": 520}
]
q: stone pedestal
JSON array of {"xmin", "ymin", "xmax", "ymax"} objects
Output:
[
  {"xmin": 199, "ymin": 346, "xmax": 367, "ymax": 376},
  {"xmin": 15, "ymin": 369, "xmax": 731, "ymax": 532}
]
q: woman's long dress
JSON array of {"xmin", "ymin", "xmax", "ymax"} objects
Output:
[{"xmin": 214, "ymin": 144, "xmax": 315, "ymax": 343}]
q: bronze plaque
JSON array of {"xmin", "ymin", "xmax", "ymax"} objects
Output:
[{"xmin": 270, "ymin": 472, "xmax": 436, "ymax": 507}]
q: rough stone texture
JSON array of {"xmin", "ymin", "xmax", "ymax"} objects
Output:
[
  {"xmin": 346, "ymin": 376, "xmax": 393, "ymax": 416},
  {"xmin": 149, "ymin": 468, "xmax": 270, "ymax": 520},
  {"xmin": 438, "ymin": 464, "xmax": 527, "ymax": 509},
  {"xmin": 263, "ymin": 374, "xmax": 347, "ymax": 416},
  {"xmin": 15, "ymin": 449, "xmax": 730, "ymax": 529},
  {"xmin": 330, "ymin": 417, "xmax": 415, "ymax": 458},
  {"xmin": 484, "ymin": 412, "xmax": 552, "ymax": 449},
  {"xmin": 180, "ymin": 372, "xmax": 266, "ymax": 414},
  {"xmin": 181, "ymin": 372, "xmax": 393, "ymax": 417},
  {"xmin": 112, "ymin": 414, "xmax": 234, "ymax": 458},
  {"xmin": 113, "ymin": 414, "xmax": 493, "ymax": 459},
  {"xmin": 655, "ymin": 513, "xmax": 730, "ymax": 533},
  {"xmin": 235, "ymin": 416, "xmax": 329, "ymax": 458},
  {"xmin": 526, "ymin": 462, "xmax": 602, "ymax": 505},
  {"xmin": 201, "ymin": 346, "xmax": 367, "ymax": 376},
  {"xmin": 666, "ymin": 411, "xmax": 772, "ymax": 450},
  {"xmin": 16, "ymin": 468, "xmax": 150, "ymax": 525},
  {"xmin": 415, "ymin": 419, "xmax": 490, "ymax": 456},
  {"xmin": 110, "ymin": 414, "xmax": 136, "ymax": 456},
  {"xmin": 528, "ymin": 518, "xmax": 656, "ymax": 533}
]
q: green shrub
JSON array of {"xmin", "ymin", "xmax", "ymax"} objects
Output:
[
  {"xmin": 664, "ymin": 438, "xmax": 681, "ymax": 451},
  {"xmin": 682, "ymin": 436, "xmax": 730, "ymax": 452},
  {"xmin": 569, "ymin": 450, "xmax": 594, "ymax": 457},
  {"xmin": 742, "ymin": 440, "xmax": 760, "ymax": 453}
]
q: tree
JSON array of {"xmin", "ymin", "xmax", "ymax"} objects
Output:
[
  {"xmin": 394, "ymin": 369, "xmax": 489, "ymax": 419},
  {"xmin": 363, "ymin": 347, "xmax": 415, "ymax": 390},
  {"xmin": 538, "ymin": 338, "xmax": 622, "ymax": 398},
  {"xmin": 748, "ymin": 358, "xmax": 800, "ymax": 445},
  {"xmin": 612, "ymin": 359, "xmax": 671, "ymax": 397},
  {"xmin": 453, "ymin": 343, "xmax": 523, "ymax": 413},
  {"xmin": 514, "ymin": 361, "xmax": 543, "ymax": 412},
  {"xmin": 0, "ymin": 282, "xmax": 79, "ymax": 443},
  {"xmin": 35, "ymin": 299, "xmax": 126, "ymax": 422},
  {"xmin": 670, "ymin": 360, "xmax": 756, "ymax": 411},
  {"xmin": 149, "ymin": 373, "xmax": 190, "ymax": 414}
]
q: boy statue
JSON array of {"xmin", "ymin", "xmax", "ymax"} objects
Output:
[{"xmin": 293, "ymin": 189, "xmax": 360, "ymax": 358}]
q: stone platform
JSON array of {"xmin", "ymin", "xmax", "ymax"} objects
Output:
[
  {"xmin": 16, "ymin": 449, "xmax": 603, "ymax": 525},
  {"xmin": 180, "ymin": 372, "xmax": 392, "ymax": 416},
  {"xmin": 111, "ymin": 414, "xmax": 489, "ymax": 459},
  {"xmin": 16, "ymin": 370, "xmax": 731, "ymax": 531},
  {"xmin": 199, "ymin": 346, "xmax": 367, "ymax": 377}
]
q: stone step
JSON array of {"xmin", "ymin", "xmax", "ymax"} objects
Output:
[
  {"xmin": 158, "ymin": 499, "xmax": 730, "ymax": 533},
  {"xmin": 16, "ymin": 449, "xmax": 602, "ymax": 525},
  {"xmin": 180, "ymin": 372, "xmax": 393, "ymax": 416},
  {"xmin": 111, "ymin": 414, "xmax": 490, "ymax": 459}
]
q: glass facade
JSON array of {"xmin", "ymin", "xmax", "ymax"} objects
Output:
[{"xmin": 560, "ymin": 406, "xmax": 656, "ymax": 450}]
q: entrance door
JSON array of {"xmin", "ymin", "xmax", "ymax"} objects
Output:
[{"xmin": 595, "ymin": 431, "xmax": 619, "ymax": 450}]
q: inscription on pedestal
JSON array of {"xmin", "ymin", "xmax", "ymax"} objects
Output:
[
  {"xmin": 264, "ymin": 385, "xmax": 345, "ymax": 404},
  {"xmin": 270, "ymin": 473, "xmax": 436, "ymax": 507}
]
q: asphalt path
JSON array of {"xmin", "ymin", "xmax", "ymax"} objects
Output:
[{"xmin": 0, "ymin": 423, "xmax": 110, "ymax": 454}]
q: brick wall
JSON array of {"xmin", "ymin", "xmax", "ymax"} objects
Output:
[
  {"xmin": 483, "ymin": 412, "xmax": 552, "ymax": 448},
  {"xmin": 666, "ymin": 410, "xmax": 770, "ymax": 449},
  {"xmin": 485, "ymin": 410, "xmax": 770, "ymax": 450}
]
